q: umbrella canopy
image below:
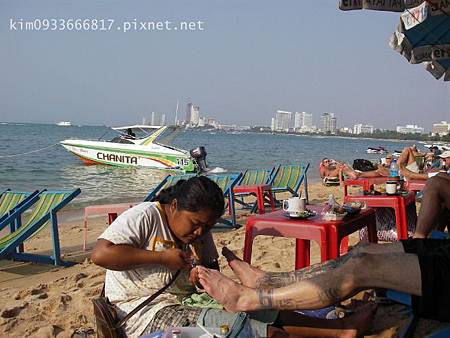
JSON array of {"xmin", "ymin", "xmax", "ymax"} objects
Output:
[{"xmin": 339, "ymin": 0, "xmax": 450, "ymax": 81}]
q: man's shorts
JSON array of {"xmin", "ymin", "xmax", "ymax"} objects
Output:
[{"xmin": 402, "ymin": 238, "xmax": 450, "ymax": 322}]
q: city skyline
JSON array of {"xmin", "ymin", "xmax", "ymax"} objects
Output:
[{"xmin": 1, "ymin": 2, "xmax": 449, "ymax": 129}]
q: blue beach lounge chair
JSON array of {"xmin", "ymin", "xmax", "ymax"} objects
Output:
[{"xmin": 0, "ymin": 189, "xmax": 81, "ymax": 266}]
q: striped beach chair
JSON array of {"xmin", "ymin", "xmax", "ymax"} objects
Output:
[
  {"xmin": 0, "ymin": 189, "xmax": 81, "ymax": 266},
  {"xmin": 0, "ymin": 189, "xmax": 41, "ymax": 224},
  {"xmin": 234, "ymin": 167, "xmax": 276, "ymax": 211},
  {"xmin": 205, "ymin": 173, "xmax": 242, "ymax": 228},
  {"xmin": 271, "ymin": 163, "xmax": 310, "ymax": 203}
]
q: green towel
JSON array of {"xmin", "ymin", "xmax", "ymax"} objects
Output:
[{"xmin": 181, "ymin": 292, "xmax": 223, "ymax": 309}]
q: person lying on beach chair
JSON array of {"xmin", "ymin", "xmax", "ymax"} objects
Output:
[
  {"xmin": 413, "ymin": 172, "xmax": 450, "ymax": 239},
  {"xmin": 319, "ymin": 158, "xmax": 389, "ymax": 182},
  {"xmin": 319, "ymin": 158, "xmax": 357, "ymax": 182},
  {"xmin": 92, "ymin": 176, "xmax": 375, "ymax": 338},
  {"xmin": 196, "ymin": 237, "xmax": 450, "ymax": 325}
]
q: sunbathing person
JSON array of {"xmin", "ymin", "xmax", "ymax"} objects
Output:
[
  {"xmin": 92, "ymin": 176, "xmax": 375, "ymax": 338},
  {"xmin": 319, "ymin": 158, "xmax": 389, "ymax": 181},
  {"xmin": 319, "ymin": 158, "xmax": 358, "ymax": 181},
  {"xmin": 197, "ymin": 238, "xmax": 450, "ymax": 324},
  {"xmin": 414, "ymin": 171, "xmax": 450, "ymax": 238}
]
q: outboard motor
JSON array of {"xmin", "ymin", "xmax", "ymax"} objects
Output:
[{"xmin": 190, "ymin": 146, "xmax": 209, "ymax": 173}]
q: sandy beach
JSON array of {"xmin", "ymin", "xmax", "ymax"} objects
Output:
[{"xmin": 1, "ymin": 182, "xmax": 449, "ymax": 338}]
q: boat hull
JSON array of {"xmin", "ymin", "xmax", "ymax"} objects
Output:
[{"xmin": 60, "ymin": 140, "xmax": 196, "ymax": 172}]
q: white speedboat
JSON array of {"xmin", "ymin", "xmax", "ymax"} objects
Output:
[
  {"xmin": 366, "ymin": 147, "xmax": 388, "ymax": 154},
  {"xmin": 60, "ymin": 125, "xmax": 204, "ymax": 172},
  {"xmin": 57, "ymin": 121, "xmax": 72, "ymax": 126}
]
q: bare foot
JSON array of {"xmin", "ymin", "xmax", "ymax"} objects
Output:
[
  {"xmin": 197, "ymin": 266, "xmax": 252, "ymax": 312},
  {"xmin": 341, "ymin": 164, "xmax": 358, "ymax": 179},
  {"xmin": 222, "ymin": 247, "xmax": 266, "ymax": 288}
]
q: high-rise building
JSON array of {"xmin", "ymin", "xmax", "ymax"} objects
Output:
[
  {"xmin": 396, "ymin": 124, "xmax": 425, "ymax": 134},
  {"xmin": 294, "ymin": 112, "xmax": 313, "ymax": 131},
  {"xmin": 275, "ymin": 110, "xmax": 293, "ymax": 131},
  {"xmin": 432, "ymin": 121, "xmax": 450, "ymax": 136},
  {"xmin": 294, "ymin": 112, "xmax": 303, "ymax": 130},
  {"xmin": 271, "ymin": 117, "xmax": 276, "ymax": 131},
  {"xmin": 321, "ymin": 112, "xmax": 337, "ymax": 134},
  {"xmin": 185, "ymin": 102, "xmax": 194, "ymax": 125},
  {"xmin": 353, "ymin": 124, "xmax": 374, "ymax": 135},
  {"xmin": 330, "ymin": 116, "xmax": 337, "ymax": 134},
  {"xmin": 190, "ymin": 106, "xmax": 200, "ymax": 125},
  {"xmin": 303, "ymin": 112, "xmax": 313, "ymax": 128}
]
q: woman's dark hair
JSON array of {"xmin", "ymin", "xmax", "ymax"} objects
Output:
[{"xmin": 153, "ymin": 176, "xmax": 225, "ymax": 220}]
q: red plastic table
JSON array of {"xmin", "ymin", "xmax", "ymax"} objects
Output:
[
  {"xmin": 343, "ymin": 177, "xmax": 390, "ymax": 196},
  {"xmin": 243, "ymin": 205, "xmax": 377, "ymax": 269},
  {"xmin": 344, "ymin": 191, "xmax": 416, "ymax": 240},
  {"xmin": 83, "ymin": 202, "xmax": 137, "ymax": 250},
  {"xmin": 233, "ymin": 184, "xmax": 275, "ymax": 214},
  {"xmin": 405, "ymin": 180, "xmax": 426, "ymax": 193}
]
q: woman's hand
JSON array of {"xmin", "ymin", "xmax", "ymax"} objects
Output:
[
  {"xmin": 189, "ymin": 267, "xmax": 203, "ymax": 289},
  {"xmin": 161, "ymin": 248, "xmax": 190, "ymax": 270}
]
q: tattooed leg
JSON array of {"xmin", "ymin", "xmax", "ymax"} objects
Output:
[
  {"xmin": 261, "ymin": 252, "xmax": 421, "ymax": 311},
  {"xmin": 222, "ymin": 242, "xmax": 404, "ymax": 289},
  {"xmin": 199, "ymin": 250, "xmax": 420, "ymax": 313}
]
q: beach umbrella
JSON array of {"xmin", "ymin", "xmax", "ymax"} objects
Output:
[{"xmin": 339, "ymin": 0, "xmax": 450, "ymax": 81}]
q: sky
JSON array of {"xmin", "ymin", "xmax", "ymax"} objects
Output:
[{"xmin": 0, "ymin": 0, "xmax": 449, "ymax": 131}]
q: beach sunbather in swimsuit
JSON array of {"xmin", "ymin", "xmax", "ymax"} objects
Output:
[
  {"xmin": 319, "ymin": 158, "xmax": 358, "ymax": 181},
  {"xmin": 92, "ymin": 176, "xmax": 375, "ymax": 338},
  {"xmin": 319, "ymin": 158, "xmax": 389, "ymax": 181}
]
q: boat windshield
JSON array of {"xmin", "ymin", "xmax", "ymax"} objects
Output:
[
  {"xmin": 109, "ymin": 136, "xmax": 134, "ymax": 144},
  {"xmin": 106, "ymin": 125, "xmax": 182, "ymax": 146}
]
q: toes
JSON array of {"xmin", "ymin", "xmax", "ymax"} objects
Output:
[
  {"xmin": 197, "ymin": 266, "xmax": 211, "ymax": 277},
  {"xmin": 222, "ymin": 247, "xmax": 240, "ymax": 262}
]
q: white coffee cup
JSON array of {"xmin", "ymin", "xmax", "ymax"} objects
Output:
[
  {"xmin": 283, "ymin": 196, "xmax": 305, "ymax": 215},
  {"xmin": 385, "ymin": 181, "xmax": 398, "ymax": 195}
]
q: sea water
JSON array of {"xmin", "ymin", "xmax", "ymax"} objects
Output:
[{"xmin": 0, "ymin": 123, "xmax": 415, "ymax": 208}]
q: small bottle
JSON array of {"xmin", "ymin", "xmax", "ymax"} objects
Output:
[
  {"xmin": 328, "ymin": 194, "xmax": 338, "ymax": 208},
  {"xmin": 220, "ymin": 324, "xmax": 230, "ymax": 335},
  {"xmin": 389, "ymin": 159, "xmax": 399, "ymax": 178},
  {"xmin": 213, "ymin": 324, "xmax": 230, "ymax": 338}
]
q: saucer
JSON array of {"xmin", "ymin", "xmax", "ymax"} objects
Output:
[{"xmin": 284, "ymin": 210, "xmax": 316, "ymax": 219}]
